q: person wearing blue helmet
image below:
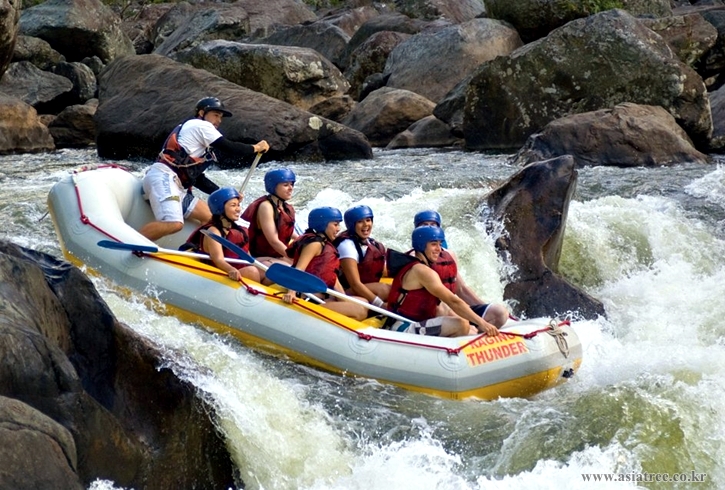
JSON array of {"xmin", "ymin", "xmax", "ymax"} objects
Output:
[
  {"xmin": 140, "ymin": 96, "xmax": 270, "ymax": 241},
  {"xmin": 181, "ymin": 187, "xmax": 262, "ymax": 283},
  {"xmin": 386, "ymin": 226, "xmax": 500, "ymax": 337},
  {"xmin": 281, "ymin": 207, "xmax": 367, "ymax": 320},
  {"xmin": 241, "ymin": 167, "xmax": 297, "ymax": 263},
  {"xmin": 334, "ymin": 204, "xmax": 390, "ymax": 307},
  {"xmin": 413, "ymin": 209, "xmax": 509, "ymax": 329}
]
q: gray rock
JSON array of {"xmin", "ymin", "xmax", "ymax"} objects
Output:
[
  {"xmin": 464, "ymin": 10, "xmax": 712, "ymax": 150},
  {"xmin": 512, "ymin": 103, "xmax": 710, "ymax": 167},
  {"xmin": 485, "ymin": 156, "xmax": 606, "ymax": 320},
  {"xmin": 384, "ymin": 18, "xmax": 522, "ymax": 103},
  {"xmin": 173, "ymin": 40, "xmax": 350, "ymax": 111},
  {"xmin": 19, "ymin": 0, "xmax": 135, "ymax": 63},
  {"xmin": 95, "ymin": 54, "xmax": 371, "ymax": 161},
  {"xmin": 0, "ymin": 93, "xmax": 55, "ymax": 154}
]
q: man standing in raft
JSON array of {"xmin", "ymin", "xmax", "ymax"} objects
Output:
[
  {"xmin": 241, "ymin": 168, "xmax": 297, "ymax": 264},
  {"xmin": 140, "ymin": 96, "xmax": 269, "ymax": 241},
  {"xmin": 387, "ymin": 226, "xmax": 500, "ymax": 337}
]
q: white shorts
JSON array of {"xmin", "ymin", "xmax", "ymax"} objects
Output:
[{"xmin": 142, "ymin": 163, "xmax": 199, "ymax": 222}]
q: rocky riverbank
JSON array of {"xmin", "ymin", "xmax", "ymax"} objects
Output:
[{"xmin": 2, "ymin": 0, "xmax": 724, "ymax": 166}]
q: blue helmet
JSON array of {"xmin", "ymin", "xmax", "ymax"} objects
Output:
[
  {"xmin": 414, "ymin": 210, "xmax": 442, "ymax": 227},
  {"xmin": 308, "ymin": 207, "xmax": 342, "ymax": 234},
  {"xmin": 264, "ymin": 168, "xmax": 296, "ymax": 195},
  {"xmin": 344, "ymin": 205, "xmax": 374, "ymax": 232},
  {"xmin": 208, "ymin": 187, "xmax": 241, "ymax": 216},
  {"xmin": 412, "ymin": 225, "xmax": 445, "ymax": 253}
]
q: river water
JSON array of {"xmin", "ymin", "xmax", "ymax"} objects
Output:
[{"xmin": 2, "ymin": 147, "xmax": 725, "ymax": 489}]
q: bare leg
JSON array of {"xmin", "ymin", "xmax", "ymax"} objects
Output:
[
  {"xmin": 439, "ymin": 316, "xmax": 470, "ymax": 337},
  {"xmin": 187, "ymin": 199, "xmax": 212, "ymax": 224},
  {"xmin": 365, "ymin": 282, "xmax": 391, "ymax": 301},
  {"xmin": 484, "ymin": 304, "xmax": 509, "ymax": 328},
  {"xmin": 326, "ymin": 297, "xmax": 367, "ymax": 321},
  {"xmin": 139, "ymin": 221, "xmax": 184, "ymax": 241}
]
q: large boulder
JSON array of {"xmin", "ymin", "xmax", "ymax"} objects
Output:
[
  {"xmin": 395, "ymin": 0, "xmax": 486, "ymax": 23},
  {"xmin": 19, "ymin": 0, "xmax": 135, "ymax": 63},
  {"xmin": 512, "ymin": 103, "xmax": 710, "ymax": 167},
  {"xmin": 345, "ymin": 30, "xmax": 410, "ymax": 101},
  {"xmin": 95, "ymin": 54, "xmax": 372, "ymax": 162},
  {"xmin": 152, "ymin": 3, "xmax": 251, "ymax": 57},
  {"xmin": 315, "ymin": 5, "xmax": 380, "ymax": 37},
  {"xmin": 252, "ymin": 21, "xmax": 351, "ymax": 69},
  {"xmin": 486, "ymin": 0, "xmax": 671, "ymax": 43},
  {"xmin": 11, "ymin": 35, "xmax": 64, "ymax": 70},
  {"xmin": 338, "ymin": 13, "xmax": 448, "ymax": 70},
  {"xmin": 47, "ymin": 99, "xmax": 97, "ymax": 148},
  {"xmin": 0, "ymin": 0, "xmax": 21, "ymax": 75},
  {"xmin": 0, "ymin": 396, "xmax": 82, "ymax": 490},
  {"xmin": 0, "ymin": 61, "xmax": 73, "ymax": 114},
  {"xmin": 464, "ymin": 9, "xmax": 712, "ymax": 151},
  {"xmin": 639, "ymin": 13, "xmax": 718, "ymax": 69},
  {"xmin": 697, "ymin": 8, "xmax": 725, "ymax": 89},
  {"xmin": 485, "ymin": 156, "xmax": 606, "ymax": 320},
  {"xmin": 342, "ymin": 86, "xmax": 435, "ymax": 146},
  {"xmin": 708, "ymin": 82, "xmax": 725, "ymax": 151},
  {"xmin": 173, "ymin": 40, "xmax": 350, "ymax": 111},
  {"xmin": 0, "ymin": 241, "xmax": 237, "ymax": 489},
  {"xmin": 383, "ymin": 18, "xmax": 522, "ymax": 103},
  {"xmin": 235, "ymin": 0, "xmax": 317, "ymax": 38},
  {"xmin": 0, "ymin": 93, "xmax": 55, "ymax": 154}
]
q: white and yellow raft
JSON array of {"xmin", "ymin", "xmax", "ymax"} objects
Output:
[{"xmin": 47, "ymin": 166, "xmax": 582, "ymax": 400}]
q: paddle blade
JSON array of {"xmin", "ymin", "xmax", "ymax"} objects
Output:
[
  {"xmin": 200, "ymin": 230, "xmax": 255, "ymax": 263},
  {"xmin": 97, "ymin": 240, "xmax": 159, "ymax": 253},
  {"xmin": 266, "ymin": 264, "xmax": 328, "ymax": 294}
]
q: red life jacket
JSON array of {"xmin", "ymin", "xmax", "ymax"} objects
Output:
[
  {"xmin": 184, "ymin": 222, "xmax": 250, "ymax": 269},
  {"xmin": 388, "ymin": 260, "xmax": 440, "ymax": 321},
  {"xmin": 333, "ymin": 230, "xmax": 386, "ymax": 288},
  {"xmin": 157, "ymin": 122, "xmax": 216, "ymax": 189},
  {"xmin": 287, "ymin": 232, "xmax": 340, "ymax": 288},
  {"xmin": 241, "ymin": 195, "xmax": 296, "ymax": 258},
  {"xmin": 430, "ymin": 249, "xmax": 457, "ymax": 293}
]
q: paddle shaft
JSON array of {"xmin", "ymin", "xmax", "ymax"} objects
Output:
[
  {"xmin": 324, "ymin": 287, "xmax": 412, "ymax": 324},
  {"xmin": 200, "ymin": 230, "xmax": 324, "ymax": 304},
  {"xmin": 265, "ymin": 264, "xmax": 414, "ymax": 324},
  {"xmin": 238, "ymin": 152, "xmax": 263, "ymax": 195},
  {"xmin": 97, "ymin": 240, "xmax": 251, "ymax": 265}
]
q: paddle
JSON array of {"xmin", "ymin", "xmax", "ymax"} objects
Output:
[
  {"xmin": 97, "ymin": 240, "xmax": 251, "ymax": 266},
  {"xmin": 200, "ymin": 229, "xmax": 324, "ymax": 304},
  {"xmin": 238, "ymin": 152, "xmax": 263, "ymax": 194},
  {"xmin": 265, "ymin": 263, "xmax": 414, "ymax": 324}
]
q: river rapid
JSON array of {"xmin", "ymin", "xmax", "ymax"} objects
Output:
[{"xmin": 2, "ymin": 148, "xmax": 725, "ymax": 489}]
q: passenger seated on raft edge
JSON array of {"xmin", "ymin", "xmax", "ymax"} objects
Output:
[
  {"xmin": 386, "ymin": 226, "xmax": 500, "ymax": 338},
  {"xmin": 333, "ymin": 205, "xmax": 390, "ymax": 307},
  {"xmin": 240, "ymin": 168, "xmax": 297, "ymax": 266},
  {"xmin": 180, "ymin": 187, "xmax": 263, "ymax": 284},
  {"xmin": 282, "ymin": 206, "xmax": 368, "ymax": 321},
  {"xmin": 412, "ymin": 210, "xmax": 509, "ymax": 330}
]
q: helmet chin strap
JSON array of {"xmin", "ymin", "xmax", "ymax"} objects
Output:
[
  {"xmin": 220, "ymin": 215, "xmax": 234, "ymax": 229},
  {"xmin": 270, "ymin": 193, "xmax": 286, "ymax": 203}
]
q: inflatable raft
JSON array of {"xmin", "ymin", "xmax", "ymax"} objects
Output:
[{"xmin": 47, "ymin": 166, "xmax": 582, "ymax": 400}]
